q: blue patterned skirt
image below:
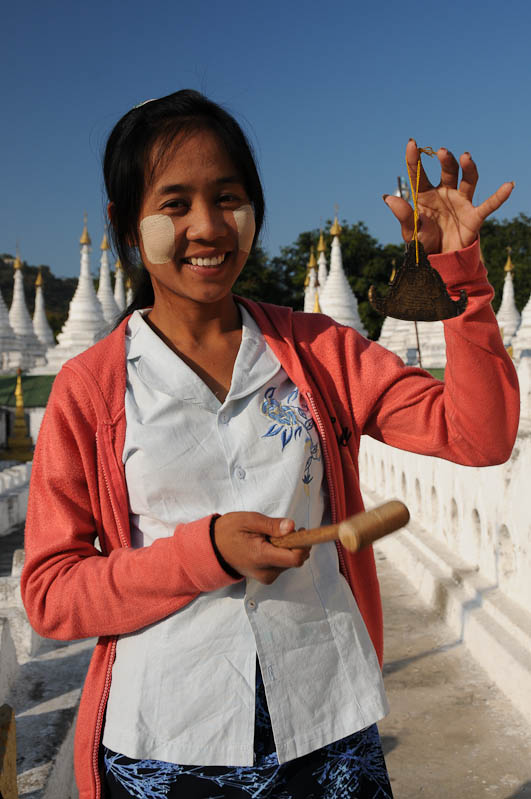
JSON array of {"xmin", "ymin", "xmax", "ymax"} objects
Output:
[{"xmin": 102, "ymin": 665, "xmax": 393, "ymax": 798}]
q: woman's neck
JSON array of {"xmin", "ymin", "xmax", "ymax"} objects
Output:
[{"xmin": 146, "ymin": 292, "xmax": 241, "ymax": 351}]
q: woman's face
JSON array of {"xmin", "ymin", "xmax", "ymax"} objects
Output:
[{"xmin": 137, "ymin": 129, "xmax": 255, "ymax": 310}]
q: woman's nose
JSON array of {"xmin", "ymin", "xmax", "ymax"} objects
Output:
[{"xmin": 186, "ymin": 202, "xmax": 227, "ymax": 242}]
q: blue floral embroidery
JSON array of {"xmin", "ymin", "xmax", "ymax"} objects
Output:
[
  {"xmin": 261, "ymin": 387, "xmax": 314, "ymax": 451},
  {"xmin": 261, "ymin": 387, "xmax": 321, "ymax": 495}
]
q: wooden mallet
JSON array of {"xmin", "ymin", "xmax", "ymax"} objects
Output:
[{"xmin": 270, "ymin": 500, "xmax": 410, "ymax": 553}]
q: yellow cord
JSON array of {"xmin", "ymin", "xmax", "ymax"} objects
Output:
[{"xmin": 405, "ymin": 146, "xmax": 436, "ymax": 264}]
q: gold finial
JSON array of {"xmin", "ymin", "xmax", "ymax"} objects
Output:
[
  {"xmin": 390, "ymin": 258, "xmax": 396, "ymax": 283},
  {"xmin": 115, "ymin": 258, "xmax": 123, "ymax": 271},
  {"xmin": 80, "ymin": 212, "xmax": 91, "ymax": 246},
  {"xmin": 13, "ymin": 244, "xmax": 22, "ymax": 271},
  {"xmin": 15, "ymin": 369, "xmax": 23, "ymax": 407},
  {"xmin": 504, "ymin": 245, "xmax": 514, "ymax": 273},
  {"xmin": 307, "ymin": 246, "xmax": 317, "ymax": 269},
  {"xmin": 100, "ymin": 227, "xmax": 110, "ymax": 250},
  {"xmin": 330, "ymin": 213, "xmax": 342, "ymax": 238},
  {"xmin": 35, "ymin": 268, "xmax": 43, "ymax": 288},
  {"xmin": 2, "ymin": 369, "xmax": 34, "ymax": 462},
  {"xmin": 317, "ymin": 230, "xmax": 326, "ymax": 253},
  {"xmin": 125, "ymin": 276, "xmax": 132, "ymax": 289},
  {"xmin": 313, "ymin": 292, "xmax": 322, "ymax": 313}
]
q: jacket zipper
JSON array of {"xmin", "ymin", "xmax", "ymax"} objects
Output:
[
  {"xmin": 92, "ymin": 430, "xmax": 129, "ymax": 798},
  {"xmin": 306, "ymin": 391, "xmax": 349, "ymax": 579}
]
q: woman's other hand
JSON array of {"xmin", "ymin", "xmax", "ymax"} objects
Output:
[
  {"xmin": 383, "ymin": 140, "xmax": 514, "ymax": 254},
  {"xmin": 214, "ymin": 512, "xmax": 310, "ymax": 585}
]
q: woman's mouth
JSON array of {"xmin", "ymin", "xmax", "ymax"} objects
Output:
[{"xmin": 182, "ymin": 253, "xmax": 227, "ymax": 267}]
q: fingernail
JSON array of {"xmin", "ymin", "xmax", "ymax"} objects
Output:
[
  {"xmin": 279, "ymin": 518, "xmax": 291, "ymax": 534},
  {"xmin": 464, "ymin": 151, "xmax": 471, "ymax": 157},
  {"xmin": 382, "ymin": 193, "xmax": 389, "ymax": 203},
  {"xmin": 408, "ymin": 137, "xmax": 415, "ymax": 142},
  {"xmin": 512, "ymin": 181, "xmax": 516, "ymax": 188}
]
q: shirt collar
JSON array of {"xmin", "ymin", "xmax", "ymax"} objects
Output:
[{"xmin": 126, "ymin": 305, "xmax": 280, "ymax": 406}]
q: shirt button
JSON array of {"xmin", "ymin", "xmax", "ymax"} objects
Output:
[
  {"xmin": 247, "ymin": 599, "xmax": 256, "ymax": 610},
  {"xmin": 219, "ymin": 412, "xmax": 229, "ymax": 424},
  {"xmin": 235, "ymin": 466, "xmax": 246, "ymax": 480}
]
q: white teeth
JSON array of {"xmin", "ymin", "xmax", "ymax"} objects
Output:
[{"xmin": 188, "ymin": 254, "xmax": 226, "ymax": 267}]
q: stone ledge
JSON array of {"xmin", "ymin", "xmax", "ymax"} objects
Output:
[{"xmin": 363, "ymin": 485, "xmax": 531, "ymax": 724}]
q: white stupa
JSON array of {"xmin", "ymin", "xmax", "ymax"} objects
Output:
[
  {"xmin": 32, "ymin": 270, "xmax": 55, "ymax": 348},
  {"xmin": 319, "ymin": 216, "xmax": 367, "ymax": 335},
  {"xmin": 413, "ymin": 321, "xmax": 447, "ymax": 368},
  {"xmin": 0, "ymin": 281, "xmax": 21, "ymax": 373},
  {"xmin": 114, "ymin": 259, "xmax": 126, "ymax": 311},
  {"xmin": 42, "ymin": 216, "xmax": 106, "ymax": 374},
  {"xmin": 303, "ymin": 248, "xmax": 319, "ymax": 313},
  {"xmin": 511, "ymin": 282, "xmax": 531, "ymax": 360},
  {"xmin": 377, "ymin": 314, "xmax": 413, "ymax": 364},
  {"xmin": 97, "ymin": 230, "xmax": 120, "ymax": 326},
  {"xmin": 125, "ymin": 276, "xmax": 133, "ymax": 307},
  {"xmin": 9, "ymin": 253, "xmax": 46, "ymax": 367},
  {"xmin": 317, "ymin": 230, "xmax": 328, "ymax": 296},
  {"xmin": 496, "ymin": 248, "xmax": 521, "ymax": 347}
]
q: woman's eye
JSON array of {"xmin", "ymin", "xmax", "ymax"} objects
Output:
[
  {"xmin": 162, "ymin": 199, "xmax": 188, "ymax": 210},
  {"xmin": 218, "ymin": 193, "xmax": 241, "ymax": 205}
]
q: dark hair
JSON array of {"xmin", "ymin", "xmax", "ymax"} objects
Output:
[{"xmin": 103, "ymin": 89, "xmax": 265, "ymax": 318}]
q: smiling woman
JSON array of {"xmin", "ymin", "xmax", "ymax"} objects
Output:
[{"xmin": 21, "ymin": 89, "xmax": 519, "ymax": 799}]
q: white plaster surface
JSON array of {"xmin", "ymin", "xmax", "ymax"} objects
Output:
[
  {"xmin": 97, "ymin": 248, "xmax": 120, "ymax": 325},
  {"xmin": 114, "ymin": 264, "xmax": 126, "ymax": 311},
  {"xmin": 512, "ymin": 288, "xmax": 531, "ymax": 360},
  {"xmin": 319, "ymin": 236, "xmax": 366, "ymax": 334},
  {"xmin": 41, "ymin": 243, "xmax": 105, "ymax": 374},
  {"xmin": 33, "ymin": 284, "xmax": 55, "ymax": 348},
  {"xmin": 303, "ymin": 266, "xmax": 318, "ymax": 313},
  {"xmin": 496, "ymin": 271, "xmax": 521, "ymax": 346},
  {"xmin": 317, "ymin": 250, "xmax": 328, "ymax": 295},
  {"xmin": 359, "ymin": 429, "xmax": 531, "ymax": 719}
]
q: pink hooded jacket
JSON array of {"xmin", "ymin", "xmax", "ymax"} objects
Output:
[{"xmin": 21, "ymin": 241, "xmax": 519, "ymax": 798}]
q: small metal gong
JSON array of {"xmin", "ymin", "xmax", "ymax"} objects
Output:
[{"xmin": 369, "ymin": 240, "xmax": 468, "ymax": 321}]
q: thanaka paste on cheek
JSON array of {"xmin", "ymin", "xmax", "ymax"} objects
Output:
[
  {"xmin": 139, "ymin": 215, "xmax": 176, "ymax": 264},
  {"xmin": 233, "ymin": 205, "xmax": 255, "ymax": 254}
]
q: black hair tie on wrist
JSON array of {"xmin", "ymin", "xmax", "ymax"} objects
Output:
[{"xmin": 209, "ymin": 514, "xmax": 242, "ymax": 580}]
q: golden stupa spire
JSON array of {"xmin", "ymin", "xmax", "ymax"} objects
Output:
[
  {"xmin": 13, "ymin": 244, "xmax": 22, "ymax": 271},
  {"xmin": 115, "ymin": 258, "xmax": 123, "ymax": 271},
  {"xmin": 304, "ymin": 246, "xmax": 317, "ymax": 287},
  {"xmin": 80, "ymin": 212, "xmax": 91, "ymax": 246},
  {"xmin": 2, "ymin": 370, "xmax": 33, "ymax": 462},
  {"xmin": 317, "ymin": 230, "xmax": 326, "ymax": 253},
  {"xmin": 504, "ymin": 245, "xmax": 514, "ymax": 273},
  {"xmin": 100, "ymin": 226, "xmax": 110, "ymax": 251},
  {"xmin": 330, "ymin": 208, "xmax": 342, "ymax": 238},
  {"xmin": 313, "ymin": 292, "xmax": 322, "ymax": 313},
  {"xmin": 35, "ymin": 268, "xmax": 43, "ymax": 288}
]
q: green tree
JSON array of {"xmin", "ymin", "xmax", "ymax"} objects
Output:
[
  {"xmin": 233, "ymin": 244, "xmax": 295, "ymax": 306},
  {"xmin": 479, "ymin": 214, "xmax": 531, "ymax": 313},
  {"xmin": 267, "ymin": 222, "xmax": 403, "ymax": 339}
]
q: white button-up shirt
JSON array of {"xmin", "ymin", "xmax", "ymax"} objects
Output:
[{"xmin": 102, "ymin": 306, "xmax": 388, "ymax": 765}]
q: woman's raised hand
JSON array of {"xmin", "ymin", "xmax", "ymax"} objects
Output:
[
  {"xmin": 213, "ymin": 512, "xmax": 310, "ymax": 585},
  {"xmin": 383, "ymin": 140, "xmax": 515, "ymax": 255}
]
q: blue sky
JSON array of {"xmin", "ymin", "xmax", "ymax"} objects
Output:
[{"xmin": 1, "ymin": 0, "xmax": 530, "ymax": 278}]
